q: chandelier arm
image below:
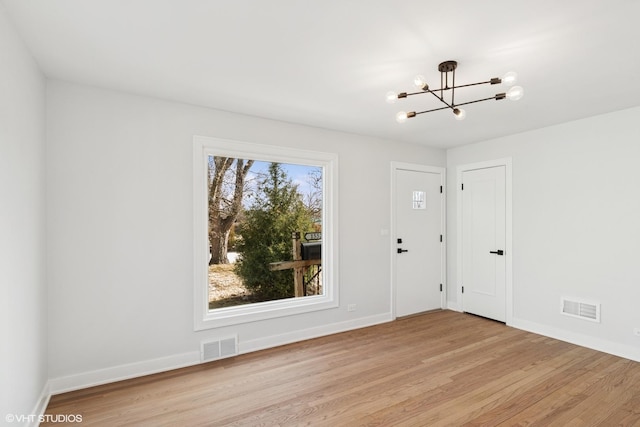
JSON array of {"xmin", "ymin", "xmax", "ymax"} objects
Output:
[
  {"xmin": 403, "ymin": 80, "xmax": 495, "ymax": 97},
  {"xmin": 414, "ymin": 95, "xmax": 502, "ymax": 117},
  {"xmin": 403, "ymin": 90, "xmax": 431, "ymax": 97},
  {"xmin": 414, "ymin": 105, "xmax": 452, "ymax": 115},
  {"xmin": 451, "ymin": 80, "xmax": 494, "ymax": 89},
  {"xmin": 399, "ymin": 92, "xmax": 500, "ymax": 109},
  {"xmin": 453, "ymin": 95, "xmax": 502, "ymax": 107},
  {"xmin": 428, "ymin": 90, "xmax": 454, "ymax": 109}
]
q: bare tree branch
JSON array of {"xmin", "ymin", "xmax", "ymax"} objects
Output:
[{"xmin": 209, "ymin": 157, "xmax": 253, "ymax": 264}]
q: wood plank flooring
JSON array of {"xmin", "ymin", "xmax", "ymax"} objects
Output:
[{"xmin": 43, "ymin": 310, "xmax": 640, "ymax": 426}]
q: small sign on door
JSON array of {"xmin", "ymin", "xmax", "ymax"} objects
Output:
[{"xmin": 412, "ymin": 190, "xmax": 426, "ymax": 209}]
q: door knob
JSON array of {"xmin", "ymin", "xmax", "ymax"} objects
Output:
[
  {"xmin": 397, "ymin": 248, "xmax": 408, "ymax": 254},
  {"xmin": 489, "ymin": 250, "xmax": 504, "ymax": 255}
]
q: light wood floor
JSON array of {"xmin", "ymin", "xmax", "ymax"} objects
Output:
[{"xmin": 43, "ymin": 310, "xmax": 640, "ymax": 426}]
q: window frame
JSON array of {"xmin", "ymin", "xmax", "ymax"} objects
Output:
[{"xmin": 193, "ymin": 135, "xmax": 339, "ymax": 330}]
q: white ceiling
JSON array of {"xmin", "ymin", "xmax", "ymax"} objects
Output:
[{"xmin": 4, "ymin": 0, "xmax": 640, "ymax": 148}]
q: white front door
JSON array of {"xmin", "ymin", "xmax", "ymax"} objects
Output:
[
  {"xmin": 395, "ymin": 167, "xmax": 443, "ymax": 317},
  {"xmin": 461, "ymin": 166, "xmax": 506, "ymax": 322}
]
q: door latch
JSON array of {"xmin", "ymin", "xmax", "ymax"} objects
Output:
[
  {"xmin": 397, "ymin": 248, "xmax": 408, "ymax": 254},
  {"xmin": 489, "ymin": 250, "xmax": 504, "ymax": 256}
]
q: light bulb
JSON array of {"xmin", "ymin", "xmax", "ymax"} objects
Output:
[
  {"xmin": 396, "ymin": 111, "xmax": 408, "ymax": 123},
  {"xmin": 506, "ymin": 86, "xmax": 524, "ymax": 101},
  {"xmin": 502, "ymin": 71, "xmax": 518, "ymax": 86},
  {"xmin": 414, "ymin": 75, "xmax": 427, "ymax": 89},
  {"xmin": 386, "ymin": 91, "xmax": 399, "ymax": 104},
  {"xmin": 453, "ymin": 108, "xmax": 466, "ymax": 120}
]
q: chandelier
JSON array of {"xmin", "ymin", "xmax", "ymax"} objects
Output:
[{"xmin": 386, "ymin": 60, "xmax": 524, "ymax": 122}]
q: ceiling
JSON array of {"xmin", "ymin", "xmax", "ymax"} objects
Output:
[{"xmin": 4, "ymin": 0, "xmax": 640, "ymax": 148}]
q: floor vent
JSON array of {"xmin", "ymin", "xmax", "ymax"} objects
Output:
[
  {"xmin": 201, "ymin": 335, "xmax": 238, "ymax": 362},
  {"xmin": 561, "ymin": 298, "xmax": 600, "ymax": 323}
]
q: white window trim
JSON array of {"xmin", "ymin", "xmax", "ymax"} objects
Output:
[{"xmin": 193, "ymin": 135, "xmax": 339, "ymax": 330}]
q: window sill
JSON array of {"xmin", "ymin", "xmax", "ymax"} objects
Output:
[{"xmin": 195, "ymin": 294, "xmax": 338, "ymax": 330}]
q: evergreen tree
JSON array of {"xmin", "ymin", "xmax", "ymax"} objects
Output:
[{"xmin": 236, "ymin": 163, "xmax": 314, "ymax": 301}]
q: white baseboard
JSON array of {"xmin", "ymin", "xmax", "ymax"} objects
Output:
[
  {"xmin": 43, "ymin": 313, "xmax": 637, "ymax": 415},
  {"xmin": 48, "ymin": 351, "xmax": 201, "ymax": 395},
  {"xmin": 510, "ymin": 317, "xmax": 640, "ymax": 363},
  {"xmin": 240, "ymin": 312, "xmax": 394, "ymax": 354},
  {"xmin": 25, "ymin": 382, "xmax": 51, "ymax": 427},
  {"xmin": 47, "ymin": 313, "xmax": 394, "ymax": 396},
  {"xmin": 446, "ymin": 301, "xmax": 461, "ymax": 312}
]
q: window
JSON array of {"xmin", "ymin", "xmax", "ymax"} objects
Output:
[{"xmin": 193, "ymin": 136, "xmax": 338, "ymax": 330}]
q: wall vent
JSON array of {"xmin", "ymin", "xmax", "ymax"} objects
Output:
[
  {"xmin": 201, "ymin": 335, "xmax": 238, "ymax": 362},
  {"xmin": 561, "ymin": 297, "xmax": 600, "ymax": 323}
]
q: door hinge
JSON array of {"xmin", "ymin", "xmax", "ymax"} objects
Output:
[
  {"xmin": 440, "ymin": 185, "xmax": 443, "ymax": 193},
  {"xmin": 461, "ymin": 183, "xmax": 464, "ymax": 190},
  {"xmin": 440, "ymin": 235, "xmax": 443, "ymax": 242},
  {"xmin": 440, "ymin": 284, "xmax": 443, "ymax": 292},
  {"xmin": 462, "ymin": 286, "xmax": 464, "ymax": 293}
]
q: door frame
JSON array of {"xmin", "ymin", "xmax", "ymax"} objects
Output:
[
  {"xmin": 456, "ymin": 158, "xmax": 513, "ymax": 325},
  {"xmin": 390, "ymin": 162, "xmax": 446, "ymax": 320}
]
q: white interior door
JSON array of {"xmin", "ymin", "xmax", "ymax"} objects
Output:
[
  {"xmin": 395, "ymin": 168, "xmax": 443, "ymax": 317},
  {"xmin": 462, "ymin": 166, "xmax": 506, "ymax": 322}
]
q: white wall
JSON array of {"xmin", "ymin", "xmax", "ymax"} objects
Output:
[
  {"xmin": 447, "ymin": 107, "xmax": 640, "ymax": 360},
  {"xmin": 0, "ymin": 2, "xmax": 48, "ymax": 422},
  {"xmin": 45, "ymin": 80, "xmax": 445, "ymax": 389}
]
